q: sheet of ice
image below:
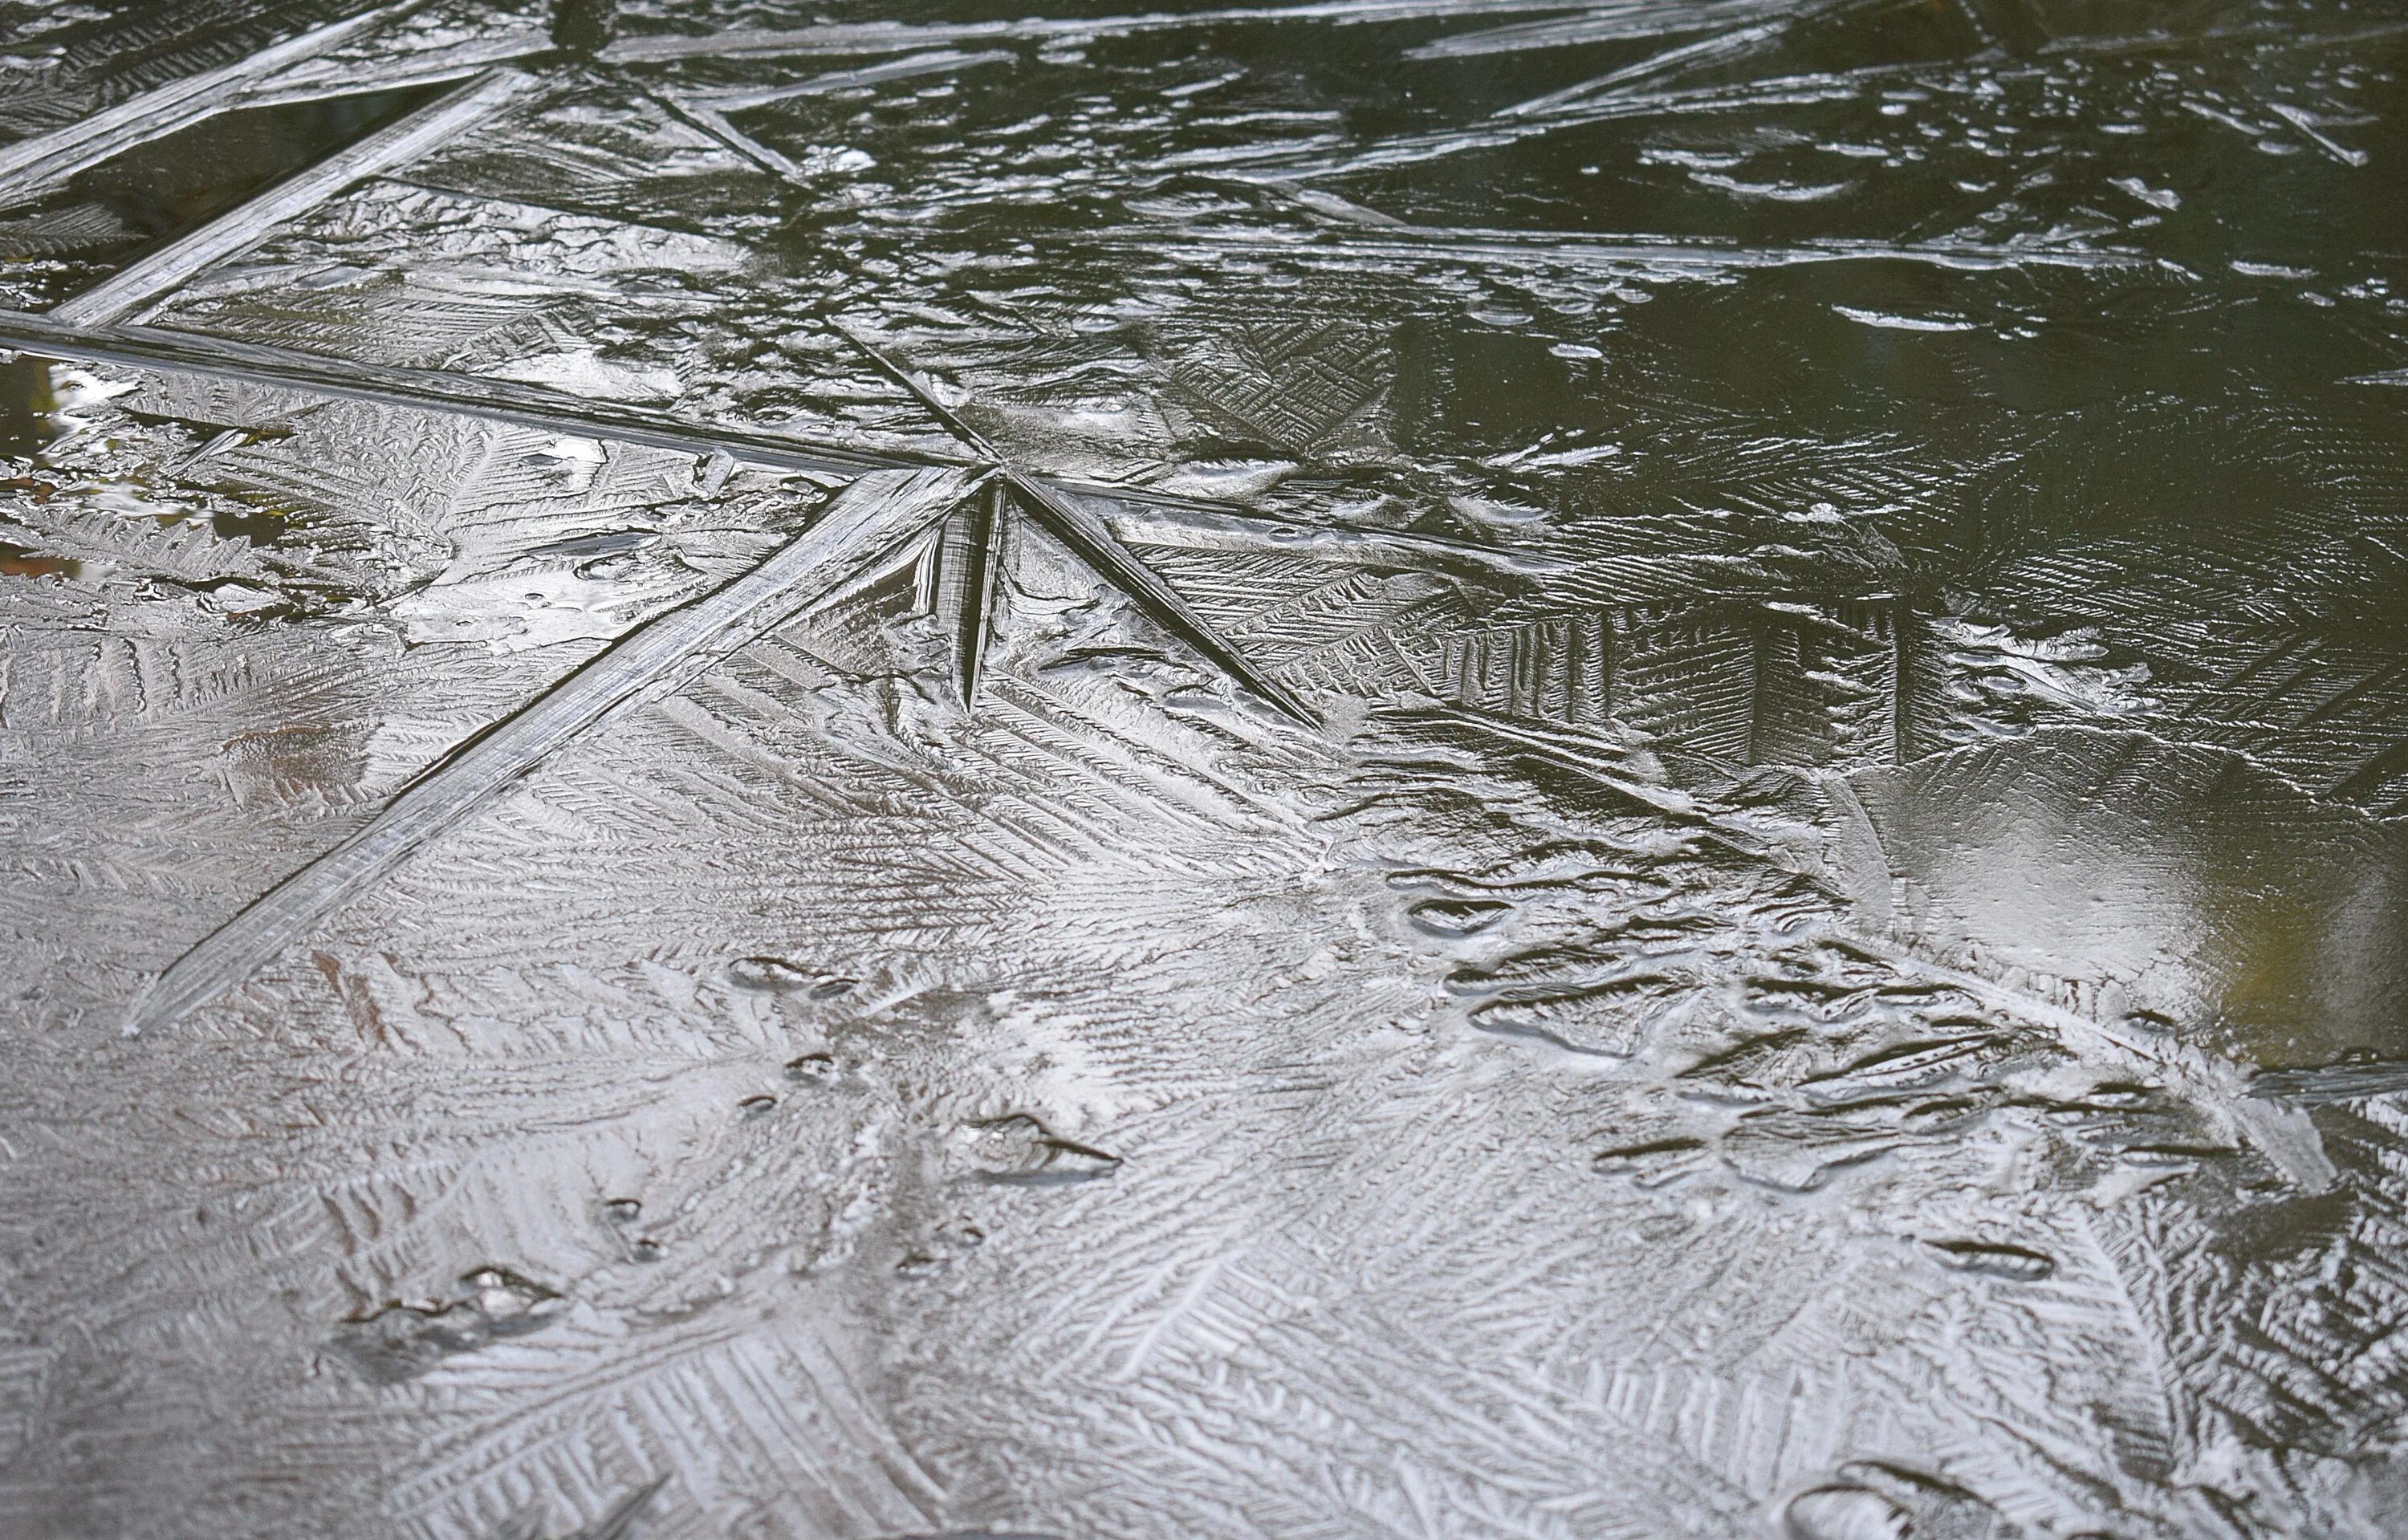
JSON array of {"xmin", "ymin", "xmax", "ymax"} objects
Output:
[{"xmin": 4, "ymin": 2, "xmax": 2408, "ymax": 1537}]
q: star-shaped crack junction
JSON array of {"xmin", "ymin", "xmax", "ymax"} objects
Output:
[
  {"xmin": 827, "ymin": 319, "xmax": 1316, "ymax": 725},
  {"xmin": 104, "ymin": 312, "xmax": 1323, "ymax": 1038},
  {"xmin": 25, "ymin": 0, "xmax": 2235, "ymax": 1037}
]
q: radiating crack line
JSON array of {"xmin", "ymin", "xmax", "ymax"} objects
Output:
[
  {"xmin": 830, "ymin": 319, "xmax": 1004, "ymax": 457},
  {"xmin": 1003, "ymin": 469, "xmax": 1320, "ymax": 725},
  {"xmin": 938, "ymin": 481, "xmax": 1007, "ymax": 706},
  {"xmin": 51, "ymin": 69, "xmax": 541, "ymax": 327},
  {"xmin": 122, "ymin": 465, "xmax": 986, "ymax": 1037},
  {"xmin": 641, "ymin": 90, "xmax": 812, "ymax": 183},
  {"xmin": 0, "ymin": 308, "xmax": 958, "ymax": 478},
  {"xmin": 832, "ymin": 319, "xmax": 1318, "ymax": 725}
]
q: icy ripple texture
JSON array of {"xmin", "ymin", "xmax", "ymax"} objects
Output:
[{"xmin": 4, "ymin": 0, "xmax": 2408, "ymax": 1536}]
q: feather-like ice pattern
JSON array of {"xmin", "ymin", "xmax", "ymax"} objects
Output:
[{"xmin": 4, "ymin": 0, "xmax": 2408, "ymax": 1534}]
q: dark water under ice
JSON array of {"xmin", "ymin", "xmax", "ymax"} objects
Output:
[{"xmin": 3, "ymin": 1, "xmax": 2408, "ymax": 1536}]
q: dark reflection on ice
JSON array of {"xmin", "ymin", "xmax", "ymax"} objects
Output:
[
  {"xmin": 3, "ymin": 1, "xmax": 2408, "ymax": 1537},
  {"xmin": 0, "ymin": 353, "xmax": 52, "ymax": 458}
]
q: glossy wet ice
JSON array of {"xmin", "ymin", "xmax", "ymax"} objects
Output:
[{"xmin": 2, "ymin": 1, "xmax": 2406, "ymax": 1536}]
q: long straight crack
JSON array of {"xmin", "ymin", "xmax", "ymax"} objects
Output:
[
  {"xmin": 0, "ymin": 309, "xmax": 953, "ymax": 478},
  {"xmin": 123, "ymin": 465, "xmax": 986, "ymax": 1037},
  {"xmin": 1003, "ymin": 469, "xmax": 1320, "ymax": 725},
  {"xmin": 832, "ymin": 319, "xmax": 1319, "ymax": 725}
]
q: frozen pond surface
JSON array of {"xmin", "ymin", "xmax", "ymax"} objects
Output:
[{"xmin": 4, "ymin": 0, "xmax": 2408, "ymax": 1534}]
